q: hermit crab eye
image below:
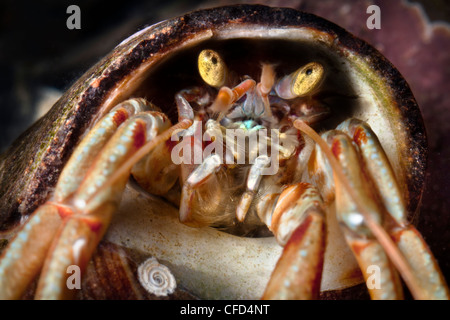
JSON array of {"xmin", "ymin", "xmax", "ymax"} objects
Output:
[
  {"xmin": 198, "ymin": 49, "xmax": 228, "ymax": 88},
  {"xmin": 292, "ymin": 62, "xmax": 324, "ymax": 97},
  {"xmin": 275, "ymin": 62, "xmax": 324, "ymax": 99}
]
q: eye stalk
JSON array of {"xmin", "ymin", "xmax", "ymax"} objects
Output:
[
  {"xmin": 198, "ymin": 49, "xmax": 228, "ymax": 88},
  {"xmin": 275, "ymin": 62, "xmax": 325, "ymax": 99}
]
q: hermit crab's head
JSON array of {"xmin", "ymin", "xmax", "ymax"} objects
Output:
[
  {"xmin": 197, "ymin": 48, "xmax": 325, "ymax": 98},
  {"xmin": 196, "ymin": 48, "xmax": 326, "ymax": 125},
  {"xmin": 128, "ymin": 16, "xmax": 425, "ymax": 223}
]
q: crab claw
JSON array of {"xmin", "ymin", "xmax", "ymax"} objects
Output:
[{"xmin": 258, "ymin": 183, "xmax": 326, "ymax": 300}]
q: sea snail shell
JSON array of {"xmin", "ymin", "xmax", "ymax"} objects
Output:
[{"xmin": 137, "ymin": 257, "xmax": 177, "ymax": 296}]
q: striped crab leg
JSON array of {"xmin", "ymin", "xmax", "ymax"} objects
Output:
[
  {"xmin": 257, "ymin": 183, "xmax": 326, "ymax": 300},
  {"xmin": 338, "ymin": 119, "xmax": 450, "ymax": 299},
  {"xmin": 0, "ymin": 99, "xmax": 149, "ymax": 299},
  {"xmin": 322, "ymin": 130, "xmax": 404, "ymax": 299},
  {"xmin": 35, "ymin": 110, "xmax": 175, "ymax": 299},
  {"xmin": 0, "ymin": 99, "xmax": 190, "ymax": 299},
  {"xmin": 296, "ymin": 118, "xmax": 449, "ymax": 300},
  {"xmin": 209, "ymin": 79, "xmax": 256, "ymax": 116}
]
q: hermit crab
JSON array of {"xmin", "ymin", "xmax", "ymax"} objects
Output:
[{"xmin": 0, "ymin": 5, "xmax": 448, "ymax": 300}]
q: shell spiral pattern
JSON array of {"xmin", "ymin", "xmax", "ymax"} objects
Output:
[{"xmin": 137, "ymin": 257, "xmax": 177, "ymax": 296}]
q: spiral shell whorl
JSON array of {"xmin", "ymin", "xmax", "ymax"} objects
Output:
[{"xmin": 137, "ymin": 257, "xmax": 176, "ymax": 296}]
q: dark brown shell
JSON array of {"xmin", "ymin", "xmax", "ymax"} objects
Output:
[{"xmin": 0, "ymin": 4, "xmax": 426, "ymax": 241}]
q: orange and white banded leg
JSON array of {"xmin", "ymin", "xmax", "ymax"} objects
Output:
[
  {"xmin": 338, "ymin": 119, "xmax": 450, "ymax": 299},
  {"xmin": 256, "ymin": 63, "xmax": 276, "ymax": 118},
  {"xmin": 0, "ymin": 99, "xmax": 183, "ymax": 299},
  {"xmin": 209, "ymin": 79, "xmax": 256, "ymax": 116},
  {"xmin": 0, "ymin": 99, "xmax": 151, "ymax": 299},
  {"xmin": 35, "ymin": 110, "xmax": 174, "ymax": 299},
  {"xmin": 257, "ymin": 183, "xmax": 326, "ymax": 300},
  {"xmin": 320, "ymin": 130, "xmax": 404, "ymax": 300}
]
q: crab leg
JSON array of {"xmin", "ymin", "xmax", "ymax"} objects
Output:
[
  {"xmin": 0, "ymin": 204, "xmax": 62, "ymax": 299},
  {"xmin": 209, "ymin": 79, "xmax": 256, "ymax": 115},
  {"xmin": 236, "ymin": 155, "xmax": 271, "ymax": 222},
  {"xmin": 0, "ymin": 99, "xmax": 149, "ymax": 299},
  {"xmin": 338, "ymin": 119, "xmax": 450, "ymax": 299},
  {"xmin": 34, "ymin": 111, "xmax": 172, "ymax": 299},
  {"xmin": 323, "ymin": 130, "xmax": 404, "ymax": 299},
  {"xmin": 179, "ymin": 154, "xmax": 225, "ymax": 227},
  {"xmin": 175, "ymin": 88, "xmax": 207, "ymax": 122},
  {"xmin": 258, "ymin": 183, "xmax": 326, "ymax": 300},
  {"xmin": 257, "ymin": 63, "xmax": 275, "ymax": 118},
  {"xmin": 131, "ymin": 141, "xmax": 179, "ymax": 196},
  {"xmin": 55, "ymin": 99, "xmax": 153, "ymax": 201}
]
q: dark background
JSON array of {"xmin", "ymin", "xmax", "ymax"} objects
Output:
[{"xmin": 0, "ymin": 0, "xmax": 449, "ymax": 297}]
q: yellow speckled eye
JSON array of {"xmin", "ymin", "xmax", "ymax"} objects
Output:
[
  {"xmin": 198, "ymin": 49, "xmax": 227, "ymax": 88},
  {"xmin": 292, "ymin": 62, "xmax": 324, "ymax": 97}
]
